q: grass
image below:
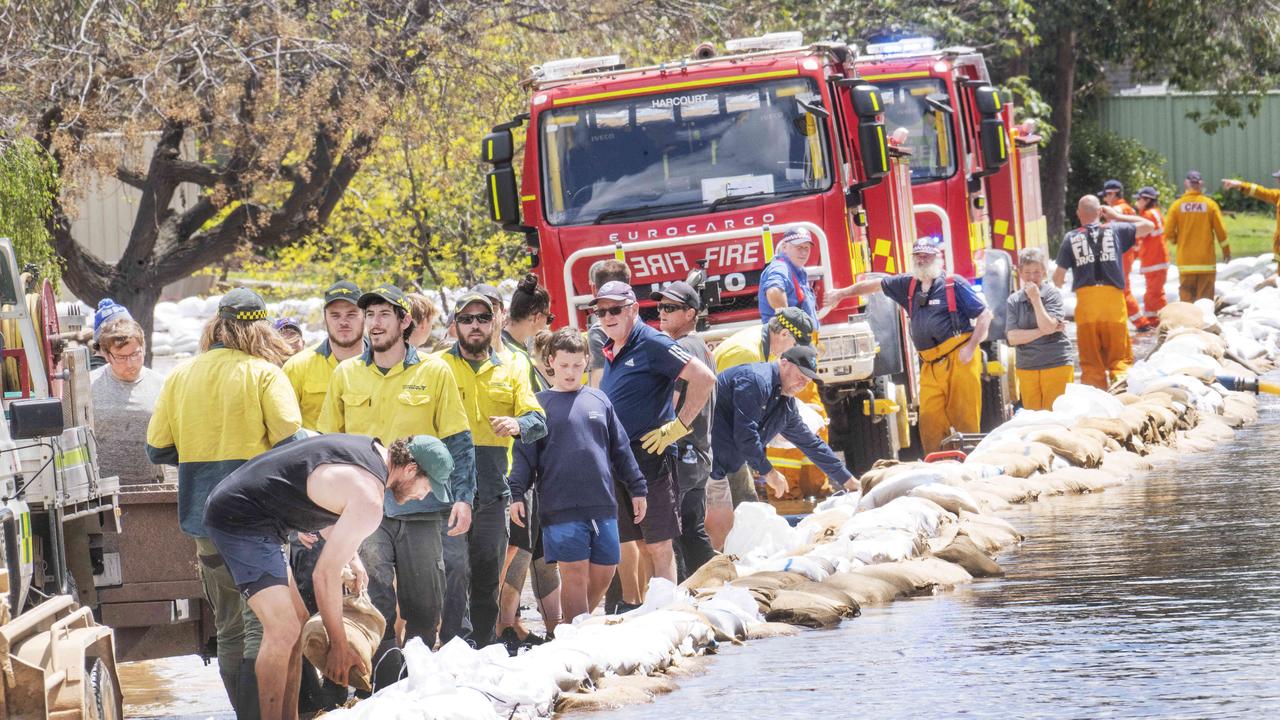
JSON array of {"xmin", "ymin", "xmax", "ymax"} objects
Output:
[{"xmin": 1220, "ymin": 211, "xmax": 1276, "ymax": 257}]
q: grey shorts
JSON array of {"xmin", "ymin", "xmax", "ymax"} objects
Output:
[{"xmin": 206, "ymin": 525, "xmax": 289, "ymax": 598}]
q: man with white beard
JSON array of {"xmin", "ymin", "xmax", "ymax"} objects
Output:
[{"xmin": 825, "ymin": 237, "xmax": 992, "ymax": 453}]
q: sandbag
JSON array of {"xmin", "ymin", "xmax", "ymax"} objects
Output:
[
  {"xmin": 679, "ymin": 554, "xmax": 737, "ymax": 592},
  {"xmin": 1026, "ymin": 428, "xmax": 1104, "ymax": 467},
  {"xmin": 965, "ymin": 451, "xmax": 1040, "ymax": 478},
  {"xmin": 1075, "ymin": 417, "xmax": 1130, "ymax": 443},
  {"xmin": 744, "ymin": 621, "xmax": 802, "ymax": 639},
  {"xmin": 956, "ymin": 511, "xmax": 1024, "ymax": 553},
  {"xmin": 1099, "ymin": 449, "xmax": 1153, "ymax": 479},
  {"xmin": 820, "ymin": 571, "xmax": 903, "ymax": 605},
  {"xmin": 849, "ymin": 558, "xmax": 973, "ymax": 595},
  {"xmin": 764, "ymin": 589, "xmax": 849, "ymax": 628},
  {"xmin": 1158, "ymin": 301, "xmax": 1208, "ymax": 330},
  {"xmin": 300, "ymin": 590, "xmax": 385, "ymax": 692},
  {"xmin": 932, "ymin": 535, "xmax": 1004, "ymax": 578}
]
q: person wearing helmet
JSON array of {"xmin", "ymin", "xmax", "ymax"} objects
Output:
[{"xmin": 1133, "ymin": 187, "xmax": 1169, "ymax": 330}]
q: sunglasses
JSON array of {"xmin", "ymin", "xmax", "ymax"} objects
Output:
[
  {"xmin": 592, "ymin": 303, "xmax": 633, "ymax": 318},
  {"xmin": 456, "ymin": 312, "xmax": 494, "ymax": 326},
  {"xmin": 543, "ymin": 311, "xmax": 557, "ymax": 325},
  {"xmin": 657, "ymin": 303, "xmax": 689, "ymax": 314}
]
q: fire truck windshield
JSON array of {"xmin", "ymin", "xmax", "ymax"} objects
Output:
[
  {"xmin": 539, "ymin": 77, "xmax": 832, "ymax": 226},
  {"xmin": 877, "ymin": 78, "xmax": 957, "ymax": 182}
]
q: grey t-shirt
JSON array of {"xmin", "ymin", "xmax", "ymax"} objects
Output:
[
  {"xmin": 1006, "ymin": 284, "xmax": 1074, "ymax": 370},
  {"xmin": 588, "ymin": 324, "xmax": 608, "ymax": 373},
  {"xmin": 674, "ymin": 333, "xmax": 713, "ymax": 492},
  {"xmin": 90, "ymin": 365, "xmax": 168, "ymax": 485}
]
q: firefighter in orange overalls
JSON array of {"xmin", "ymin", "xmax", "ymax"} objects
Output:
[
  {"xmin": 1222, "ymin": 171, "xmax": 1280, "ymax": 271},
  {"xmin": 1133, "ymin": 186, "xmax": 1168, "ymax": 331},
  {"xmin": 1102, "ymin": 179, "xmax": 1142, "ymax": 330}
]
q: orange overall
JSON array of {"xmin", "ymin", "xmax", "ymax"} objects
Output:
[
  {"xmin": 1109, "ymin": 199, "xmax": 1142, "ymax": 327},
  {"xmin": 1135, "ymin": 206, "xmax": 1168, "ymax": 329}
]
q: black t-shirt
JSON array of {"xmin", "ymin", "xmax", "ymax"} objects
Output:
[{"xmin": 204, "ymin": 434, "xmax": 388, "ymax": 540}]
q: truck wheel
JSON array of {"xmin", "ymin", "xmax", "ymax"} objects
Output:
[
  {"xmin": 980, "ymin": 372, "xmax": 1011, "ymax": 432},
  {"xmin": 83, "ymin": 657, "xmax": 121, "ymax": 720},
  {"xmin": 837, "ymin": 396, "xmax": 897, "ymax": 476}
]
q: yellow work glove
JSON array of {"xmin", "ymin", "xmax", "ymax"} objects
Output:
[{"xmin": 639, "ymin": 418, "xmax": 691, "ymax": 455}]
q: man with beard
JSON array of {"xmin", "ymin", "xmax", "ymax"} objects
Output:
[
  {"xmin": 284, "ymin": 281, "xmax": 366, "ymax": 431},
  {"xmin": 826, "ymin": 237, "xmax": 992, "ymax": 453},
  {"xmin": 203, "ymin": 433, "xmax": 453, "ymax": 720},
  {"xmin": 317, "ymin": 284, "xmax": 475, "ymax": 688},
  {"xmin": 434, "ymin": 292, "xmax": 546, "ymax": 646}
]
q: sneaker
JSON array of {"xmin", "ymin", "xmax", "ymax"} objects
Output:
[
  {"xmin": 499, "ymin": 627, "xmax": 521, "ymax": 657},
  {"xmin": 520, "ymin": 631, "xmax": 547, "ymax": 648},
  {"xmin": 614, "ymin": 601, "xmax": 642, "ymax": 615}
]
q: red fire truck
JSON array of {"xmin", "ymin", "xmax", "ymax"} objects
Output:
[
  {"xmin": 480, "ymin": 32, "xmax": 1030, "ymax": 484},
  {"xmin": 855, "ymin": 36, "xmax": 1048, "ymax": 429}
]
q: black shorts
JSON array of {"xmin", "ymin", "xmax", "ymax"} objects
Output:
[
  {"xmin": 206, "ymin": 526, "xmax": 290, "ymax": 598},
  {"xmin": 508, "ymin": 490, "xmax": 545, "ymax": 559},
  {"xmin": 615, "ymin": 443, "xmax": 680, "ymax": 544}
]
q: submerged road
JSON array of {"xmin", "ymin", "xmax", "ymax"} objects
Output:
[{"xmin": 121, "ymin": 391, "xmax": 1280, "ymax": 719}]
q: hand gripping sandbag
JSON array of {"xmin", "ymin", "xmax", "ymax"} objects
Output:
[{"xmin": 300, "ymin": 589, "xmax": 386, "ymax": 692}]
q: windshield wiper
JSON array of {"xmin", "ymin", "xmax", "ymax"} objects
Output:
[
  {"xmin": 591, "ymin": 199, "xmax": 710, "ymax": 225},
  {"xmin": 707, "ymin": 187, "xmax": 815, "ymax": 213}
]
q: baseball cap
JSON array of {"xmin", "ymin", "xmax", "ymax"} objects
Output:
[
  {"xmin": 93, "ymin": 299, "xmax": 132, "ymax": 341},
  {"xmin": 774, "ymin": 306, "xmax": 814, "ymax": 345},
  {"xmin": 781, "ymin": 345, "xmax": 822, "ymax": 382},
  {"xmin": 589, "ymin": 280, "xmax": 637, "ymax": 305},
  {"xmin": 912, "ymin": 236, "xmax": 943, "ymax": 256},
  {"xmin": 471, "ymin": 283, "xmax": 504, "ymax": 310},
  {"xmin": 358, "ymin": 284, "xmax": 411, "ymax": 314},
  {"xmin": 649, "ymin": 281, "xmax": 701, "ymax": 310},
  {"xmin": 273, "ymin": 317, "xmax": 302, "ymax": 333},
  {"xmin": 452, "ymin": 292, "xmax": 494, "ymax": 314},
  {"xmin": 1137, "ymin": 186, "xmax": 1159, "ymax": 200},
  {"xmin": 1186, "ymin": 170, "xmax": 1203, "ymax": 183},
  {"xmin": 217, "ymin": 288, "xmax": 269, "ymax": 322},
  {"xmin": 406, "ymin": 435, "xmax": 454, "ymax": 503},
  {"xmin": 781, "ymin": 227, "xmax": 815, "ymax": 245},
  {"xmin": 1271, "ymin": 169, "xmax": 1280, "ymax": 179},
  {"xmin": 323, "ymin": 280, "xmax": 361, "ymax": 308},
  {"xmin": 1102, "ymin": 179, "xmax": 1123, "ymax": 192}
]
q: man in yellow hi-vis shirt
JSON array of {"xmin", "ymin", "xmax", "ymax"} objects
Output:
[
  {"xmin": 1165, "ymin": 170, "xmax": 1229, "ymax": 302},
  {"xmin": 434, "ymin": 292, "xmax": 546, "ymax": 648},
  {"xmin": 1223, "ymin": 171, "xmax": 1280, "ymax": 267},
  {"xmin": 711, "ymin": 306, "xmax": 812, "ymax": 374},
  {"xmin": 282, "ymin": 280, "xmax": 365, "ymax": 429},
  {"xmin": 317, "ymin": 283, "xmax": 475, "ymax": 689},
  {"xmin": 146, "ymin": 288, "xmax": 302, "ymax": 719}
]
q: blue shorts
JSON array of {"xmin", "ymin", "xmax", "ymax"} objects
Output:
[
  {"xmin": 542, "ymin": 518, "xmax": 620, "ymax": 565},
  {"xmin": 206, "ymin": 526, "xmax": 289, "ymax": 598}
]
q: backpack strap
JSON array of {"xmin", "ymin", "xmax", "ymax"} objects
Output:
[
  {"xmin": 907, "ymin": 277, "xmax": 918, "ymax": 317},
  {"xmin": 944, "ymin": 276, "xmax": 962, "ymax": 334}
]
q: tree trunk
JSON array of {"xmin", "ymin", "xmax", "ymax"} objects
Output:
[{"xmin": 1043, "ymin": 29, "xmax": 1078, "ymax": 244}]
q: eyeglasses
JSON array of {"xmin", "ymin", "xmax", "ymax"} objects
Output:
[
  {"xmin": 107, "ymin": 349, "xmax": 145, "ymax": 363},
  {"xmin": 657, "ymin": 303, "xmax": 689, "ymax": 314},
  {"xmin": 455, "ymin": 312, "xmax": 494, "ymax": 326},
  {"xmin": 592, "ymin": 303, "xmax": 633, "ymax": 319},
  {"xmin": 542, "ymin": 311, "xmax": 557, "ymax": 325}
]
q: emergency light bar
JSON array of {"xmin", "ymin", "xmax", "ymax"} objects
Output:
[
  {"xmin": 537, "ymin": 55, "xmax": 623, "ymax": 81},
  {"xmin": 725, "ymin": 31, "xmax": 804, "ymax": 53},
  {"xmin": 864, "ymin": 36, "xmax": 936, "ymax": 56}
]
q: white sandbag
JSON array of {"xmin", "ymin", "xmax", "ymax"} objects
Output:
[
  {"xmin": 723, "ymin": 503, "xmax": 804, "ymax": 560},
  {"xmin": 908, "ymin": 483, "xmax": 981, "ymax": 515}
]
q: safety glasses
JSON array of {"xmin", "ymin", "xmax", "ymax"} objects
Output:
[{"xmin": 657, "ymin": 303, "xmax": 689, "ymax": 314}]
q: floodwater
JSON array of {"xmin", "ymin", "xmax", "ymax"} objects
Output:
[{"xmin": 121, "ymin": 392, "xmax": 1280, "ymax": 719}]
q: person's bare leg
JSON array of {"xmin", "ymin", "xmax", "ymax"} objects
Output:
[
  {"xmin": 497, "ymin": 546, "xmax": 527, "ymax": 636},
  {"xmin": 281, "ymin": 573, "xmax": 309, "ymax": 720},
  {"xmin": 557, "ymin": 559, "xmax": 590, "ymax": 621},
  {"xmin": 617, "ymin": 541, "xmax": 642, "ymax": 605},
  {"xmin": 586, "ymin": 563, "xmax": 617, "ymax": 613},
  {"xmin": 247, "ymin": 584, "xmax": 305, "ymax": 720},
  {"xmin": 705, "ymin": 504, "xmax": 733, "ymax": 550},
  {"xmin": 637, "ymin": 546, "xmax": 654, "ymax": 600},
  {"xmin": 642, "ymin": 539, "xmax": 676, "ymax": 585}
]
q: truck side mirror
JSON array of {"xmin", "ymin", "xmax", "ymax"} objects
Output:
[
  {"xmin": 485, "ymin": 167, "xmax": 521, "ymax": 228},
  {"xmin": 849, "ymin": 85, "xmax": 883, "ymax": 117},
  {"xmin": 481, "ymin": 129, "xmax": 514, "ymax": 165},
  {"xmin": 857, "ymin": 119, "xmax": 890, "ymax": 183},
  {"xmin": 973, "ymin": 85, "xmax": 1002, "ymax": 116},
  {"xmin": 978, "ymin": 116, "xmax": 1008, "ymax": 171},
  {"xmin": 10, "ymin": 397, "xmax": 65, "ymax": 440}
]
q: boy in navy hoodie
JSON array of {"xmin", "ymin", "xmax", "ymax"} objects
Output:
[{"xmin": 510, "ymin": 329, "xmax": 647, "ymax": 621}]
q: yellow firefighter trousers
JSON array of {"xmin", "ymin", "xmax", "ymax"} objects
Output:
[
  {"xmin": 1015, "ymin": 364, "xmax": 1075, "ymax": 411},
  {"xmin": 917, "ymin": 332, "xmax": 983, "ymax": 454},
  {"xmin": 1075, "ymin": 284, "xmax": 1131, "ymax": 390}
]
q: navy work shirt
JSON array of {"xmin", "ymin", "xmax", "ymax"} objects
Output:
[
  {"xmin": 600, "ymin": 321, "xmax": 693, "ymax": 438},
  {"xmin": 759, "ymin": 255, "xmax": 820, "ymax": 328},
  {"xmin": 1055, "ymin": 222, "xmax": 1137, "ymax": 291},
  {"xmin": 710, "ymin": 362, "xmax": 851, "ymax": 484},
  {"xmin": 881, "ymin": 274, "xmax": 987, "ymax": 351}
]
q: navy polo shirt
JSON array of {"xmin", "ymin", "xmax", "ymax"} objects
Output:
[
  {"xmin": 881, "ymin": 274, "xmax": 987, "ymax": 351},
  {"xmin": 600, "ymin": 322, "xmax": 693, "ymax": 438},
  {"xmin": 1056, "ymin": 222, "xmax": 1137, "ymax": 291},
  {"xmin": 759, "ymin": 255, "xmax": 820, "ymax": 328}
]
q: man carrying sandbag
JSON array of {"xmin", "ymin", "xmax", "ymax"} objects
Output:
[{"xmin": 203, "ymin": 433, "xmax": 453, "ymax": 720}]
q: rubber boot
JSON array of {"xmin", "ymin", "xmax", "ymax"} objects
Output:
[{"xmin": 235, "ymin": 658, "xmax": 262, "ymax": 720}]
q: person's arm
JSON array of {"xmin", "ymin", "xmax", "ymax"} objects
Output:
[
  {"xmin": 313, "ymin": 477, "xmax": 383, "ymax": 686},
  {"xmin": 144, "ymin": 380, "xmax": 179, "ymax": 465},
  {"xmin": 824, "ymin": 278, "xmax": 886, "ymax": 307},
  {"xmin": 606, "ymin": 401, "xmax": 647, "ymax": 500},
  {"xmin": 1164, "ymin": 204, "xmax": 1180, "ymax": 246},
  {"xmin": 778, "ymin": 407, "xmax": 853, "ymax": 487},
  {"xmin": 960, "ymin": 309, "xmax": 993, "ymax": 362},
  {"xmin": 1005, "ymin": 296, "xmax": 1039, "ymax": 346},
  {"xmin": 261, "ymin": 368, "xmax": 303, "ymax": 446},
  {"xmin": 1211, "ymin": 202, "xmax": 1230, "ymax": 260},
  {"xmin": 1100, "ymin": 206, "xmax": 1153, "ymax": 238},
  {"xmin": 1051, "ymin": 266, "xmax": 1067, "ymax": 288},
  {"xmin": 765, "ymin": 286, "xmax": 789, "ymax": 311},
  {"xmin": 1052, "ymin": 240, "xmax": 1073, "ymax": 289},
  {"xmin": 1239, "ymin": 181, "xmax": 1280, "ymax": 206},
  {"xmin": 730, "ymin": 372, "xmax": 773, "ymax": 476},
  {"xmin": 673, "ymin": 358, "xmax": 714, "ymax": 428},
  {"xmin": 507, "ymin": 437, "xmax": 538, "ymax": 528}
]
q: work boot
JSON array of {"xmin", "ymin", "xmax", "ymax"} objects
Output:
[
  {"xmin": 236, "ymin": 658, "xmax": 262, "ymax": 720},
  {"xmin": 499, "ymin": 627, "xmax": 522, "ymax": 657}
]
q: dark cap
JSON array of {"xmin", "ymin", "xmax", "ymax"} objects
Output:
[
  {"xmin": 649, "ymin": 281, "xmax": 701, "ymax": 310},
  {"xmin": 217, "ymin": 288, "xmax": 269, "ymax": 322},
  {"xmin": 589, "ymin": 280, "xmax": 636, "ymax": 305},
  {"xmin": 358, "ymin": 284, "xmax": 411, "ymax": 314},
  {"xmin": 406, "ymin": 435, "xmax": 454, "ymax": 503},
  {"xmin": 781, "ymin": 345, "xmax": 821, "ymax": 382},
  {"xmin": 1137, "ymin": 186, "xmax": 1159, "ymax": 200},
  {"xmin": 273, "ymin": 317, "xmax": 302, "ymax": 333},
  {"xmin": 1102, "ymin": 179, "xmax": 1123, "ymax": 192},
  {"xmin": 1186, "ymin": 170, "xmax": 1203, "ymax": 183},
  {"xmin": 453, "ymin": 292, "xmax": 494, "ymax": 314},
  {"xmin": 324, "ymin": 280, "xmax": 361, "ymax": 308},
  {"xmin": 773, "ymin": 306, "xmax": 814, "ymax": 345},
  {"xmin": 470, "ymin": 283, "xmax": 503, "ymax": 310},
  {"xmin": 912, "ymin": 236, "xmax": 943, "ymax": 256}
]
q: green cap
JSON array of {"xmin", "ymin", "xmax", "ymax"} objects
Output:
[
  {"xmin": 218, "ymin": 288, "xmax": 269, "ymax": 322},
  {"xmin": 407, "ymin": 435, "xmax": 453, "ymax": 503},
  {"xmin": 774, "ymin": 306, "xmax": 814, "ymax": 345},
  {"xmin": 358, "ymin": 284, "xmax": 411, "ymax": 314},
  {"xmin": 453, "ymin": 292, "xmax": 494, "ymax": 314}
]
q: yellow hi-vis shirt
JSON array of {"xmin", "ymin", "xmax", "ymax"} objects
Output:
[
  {"xmin": 711, "ymin": 325, "xmax": 773, "ymax": 373},
  {"xmin": 145, "ymin": 346, "xmax": 302, "ymax": 536},
  {"xmin": 1241, "ymin": 181, "xmax": 1280, "ymax": 257},
  {"xmin": 282, "ymin": 339, "xmax": 342, "ymax": 429},
  {"xmin": 1164, "ymin": 190, "xmax": 1228, "ymax": 274},
  {"xmin": 433, "ymin": 344, "xmax": 546, "ymax": 505}
]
